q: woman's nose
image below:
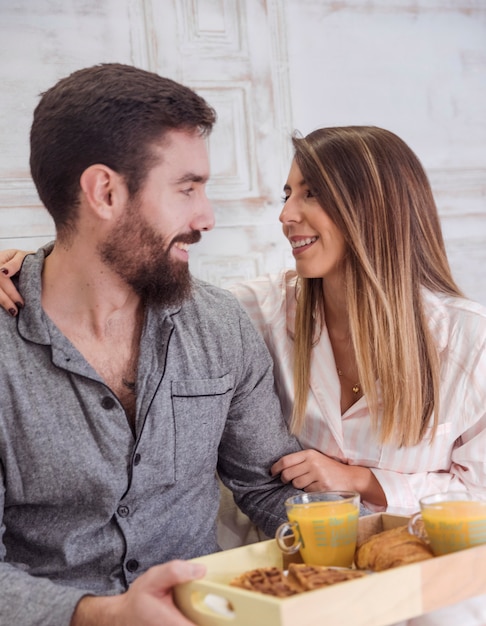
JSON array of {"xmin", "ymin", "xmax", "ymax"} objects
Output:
[{"xmin": 279, "ymin": 198, "xmax": 300, "ymax": 224}]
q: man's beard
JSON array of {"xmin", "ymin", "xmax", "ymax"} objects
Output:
[{"xmin": 99, "ymin": 201, "xmax": 201, "ymax": 307}]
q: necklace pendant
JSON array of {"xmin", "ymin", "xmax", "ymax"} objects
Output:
[{"xmin": 352, "ymin": 384, "xmax": 360, "ymax": 394}]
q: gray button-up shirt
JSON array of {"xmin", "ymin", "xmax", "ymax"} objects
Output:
[{"xmin": 0, "ymin": 248, "xmax": 302, "ymax": 625}]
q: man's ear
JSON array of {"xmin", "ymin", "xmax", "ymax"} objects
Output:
[{"xmin": 79, "ymin": 165, "xmax": 126, "ymax": 220}]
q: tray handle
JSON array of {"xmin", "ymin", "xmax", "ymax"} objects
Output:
[{"xmin": 174, "ymin": 579, "xmax": 277, "ymax": 626}]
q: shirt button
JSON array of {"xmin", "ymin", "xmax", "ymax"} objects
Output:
[
  {"xmin": 126, "ymin": 559, "xmax": 139, "ymax": 572},
  {"xmin": 117, "ymin": 505, "xmax": 129, "ymax": 518},
  {"xmin": 101, "ymin": 396, "xmax": 116, "ymax": 410},
  {"xmin": 133, "ymin": 453, "xmax": 141, "ymax": 466}
]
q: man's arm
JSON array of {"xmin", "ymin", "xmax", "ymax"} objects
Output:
[
  {"xmin": 70, "ymin": 562, "xmax": 205, "ymax": 626},
  {"xmin": 216, "ymin": 301, "xmax": 303, "ymax": 537},
  {"xmin": 0, "ymin": 559, "xmax": 203, "ymax": 626},
  {"xmin": 0, "ymin": 461, "xmax": 204, "ymax": 626}
]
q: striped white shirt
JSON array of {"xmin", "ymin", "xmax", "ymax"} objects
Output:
[{"xmin": 230, "ymin": 270, "xmax": 486, "ymax": 515}]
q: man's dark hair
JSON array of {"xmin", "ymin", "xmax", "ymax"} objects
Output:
[{"xmin": 29, "ymin": 63, "xmax": 216, "ymax": 235}]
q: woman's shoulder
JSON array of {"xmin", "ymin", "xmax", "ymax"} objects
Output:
[
  {"xmin": 423, "ymin": 289, "xmax": 486, "ymax": 320},
  {"xmin": 228, "ymin": 269, "xmax": 297, "ymax": 303},
  {"xmin": 227, "ymin": 269, "xmax": 298, "ymax": 326},
  {"xmin": 422, "ymin": 289, "xmax": 486, "ymax": 350}
]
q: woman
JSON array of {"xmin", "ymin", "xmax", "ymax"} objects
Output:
[
  {"xmin": 2, "ymin": 126, "xmax": 486, "ymax": 623},
  {"xmin": 231, "ymin": 126, "xmax": 486, "ymax": 626},
  {"xmin": 228, "ymin": 126, "xmax": 486, "ymax": 515}
]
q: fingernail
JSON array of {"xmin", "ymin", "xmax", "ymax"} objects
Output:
[
  {"xmin": 8, "ymin": 308, "xmax": 17, "ymax": 317},
  {"xmin": 1, "ymin": 268, "xmax": 8, "ymax": 275},
  {"xmin": 16, "ymin": 302, "xmax": 24, "ymax": 309}
]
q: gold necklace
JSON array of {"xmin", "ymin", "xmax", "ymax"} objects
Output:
[{"xmin": 337, "ymin": 368, "xmax": 361, "ymax": 395}]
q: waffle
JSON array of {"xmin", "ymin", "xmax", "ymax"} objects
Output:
[
  {"xmin": 230, "ymin": 563, "xmax": 366, "ymax": 597},
  {"xmin": 287, "ymin": 563, "xmax": 366, "ymax": 591},
  {"xmin": 230, "ymin": 566, "xmax": 302, "ymax": 597}
]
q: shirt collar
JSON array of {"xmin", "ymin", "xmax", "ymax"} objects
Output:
[{"xmin": 17, "ymin": 246, "xmax": 52, "ymax": 346}]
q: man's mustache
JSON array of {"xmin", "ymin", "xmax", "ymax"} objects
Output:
[{"xmin": 170, "ymin": 231, "xmax": 201, "ymax": 247}]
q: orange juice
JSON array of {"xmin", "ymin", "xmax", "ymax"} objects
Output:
[
  {"xmin": 422, "ymin": 500, "xmax": 486, "ymax": 555},
  {"xmin": 287, "ymin": 500, "xmax": 359, "ymax": 566}
]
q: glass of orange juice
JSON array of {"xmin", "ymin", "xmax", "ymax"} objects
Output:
[
  {"xmin": 275, "ymin": 491, "xmax": 360, "ymax": 567},
  {"xmin": 408, "ymin": 492, "xmax": 486, "ymax": 556}
]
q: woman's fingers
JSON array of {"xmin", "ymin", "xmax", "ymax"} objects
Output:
[
  {"xmin": 0, "ymin": 249, "xmax": 30, "ymax": 314},
  {"xmin": 0, "ymin": 274, "xmax": 23, "ymax": 315}
]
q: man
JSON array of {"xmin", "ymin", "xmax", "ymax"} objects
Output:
[{"xmin": 0, "ymin": 64, "xmax": 302, "ymax": 625}]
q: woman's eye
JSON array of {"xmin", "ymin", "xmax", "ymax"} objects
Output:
[
  {"xmin": 306, "ymin": 189, "xmax": 315, "ymax": 198},
  {"xmin": 281, "ymin": 194, "xmax": 290, "ymax": 204},
  {"xmin": 182, "ymin": 188, "xmax": 194, "ymax": 196}
]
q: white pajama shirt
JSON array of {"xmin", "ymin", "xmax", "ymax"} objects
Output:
[{"xmin": 229, "ymin": 270, "xmax": 486, "ymax": 625}]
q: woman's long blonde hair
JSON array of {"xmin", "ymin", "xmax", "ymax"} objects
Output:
[{"xmin": 290, "ymin": 126, "xmax": 463, "ymax": 446}]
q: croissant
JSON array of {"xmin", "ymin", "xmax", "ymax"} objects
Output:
[{"xmin": 355, "ymin": 524, "xmax": 434, "ymax": 572}]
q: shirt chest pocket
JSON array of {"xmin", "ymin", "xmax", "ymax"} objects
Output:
[{"xmin": 171, "ymin": 374, "xmax": 234, "ymax": 478}]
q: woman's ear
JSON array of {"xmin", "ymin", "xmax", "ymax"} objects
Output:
[{"xmin": 79, "ymin": 165, "xmax": 126, "ymax": 220}]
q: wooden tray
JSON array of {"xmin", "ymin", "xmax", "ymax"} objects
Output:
[{"xmin": 174, "ymin": 513, "xmax": 486, "ymax": 626}]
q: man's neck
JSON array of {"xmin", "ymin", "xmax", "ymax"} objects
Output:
[
  {"xmin": 40, "ymin": 241, "xmax": 145, "ymax": 428},
  {"xmin": 41, "ymin": 241, "xmax": 142, "ymax": 339}
]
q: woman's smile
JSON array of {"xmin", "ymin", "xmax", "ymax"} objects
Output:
[{"xmin": 289, "ymin": 235, "xmax": 319, "ymax": 255}]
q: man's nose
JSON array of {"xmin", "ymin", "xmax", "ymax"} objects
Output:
[{"xmin": 192, "ymin": 194, "xmax": 215, "ymax": 232}]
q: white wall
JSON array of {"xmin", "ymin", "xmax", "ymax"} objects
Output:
[
  {"xmin": 283, "ymin": 0, "xmax": 486, "ymax": 304},
  {"xmin": 1, "ymin": 0, "xmax": 485, "ymax": 303}
]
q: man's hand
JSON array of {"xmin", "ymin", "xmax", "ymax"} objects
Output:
[
  {"xmin": 271, "ymin": 449, "xmax": 386, "ymax": 507},
  {"xmin": 71, "ymin": 560, "xmax": 206, "ymax": 626},
  {"xmin": 0, "ymin": 249, "xmax": 30, "ymax": 315}
]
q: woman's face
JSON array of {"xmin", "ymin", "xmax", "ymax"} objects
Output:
[{"xmin": 279, "ymin": 159, "xmax": 346, "ymax": 279}]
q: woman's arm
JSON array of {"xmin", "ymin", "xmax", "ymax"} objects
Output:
[
  {"xmin": 271, "ymin": 450, "xmax": 387, "ymax": 507},
  {"xmin": 0, "ymin": 249, "xmax": 30, "ymax": 314}
]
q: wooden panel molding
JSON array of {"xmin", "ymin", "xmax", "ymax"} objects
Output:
[{"xmin": 176, "ymin": 0, "xmax": 244, "ymax": 53}]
